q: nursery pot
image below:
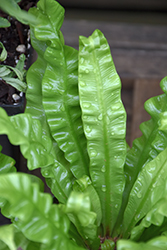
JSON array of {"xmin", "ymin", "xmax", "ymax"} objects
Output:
[{"xmin": 0, "ymin": 96, "xmax": 25, "ymax": 168}]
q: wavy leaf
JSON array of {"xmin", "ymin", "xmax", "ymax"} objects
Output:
[
  {"xmin": 0, "ymin": 145, "xmax": 16, "ymax": 174},
  {"xmin": 115, "ymin": 77, "xmax": 167, "ymax": 232},
  {"xmin": 73, "ymin": 175, "xmax": 102, "ymax": 227},
  {"xmin": 131, "ymin": 197, "xmax": 167, "ymax": 241},
  {"xmin": 0, "ymin": 108, "xmax": 54, "ymax": 170},
  {"xmin": 42, "ymin": 44, "xmax": 89, "ymax": 179},
  {"xmin": 30, "ymin": 0, "xmax": 89, "ymax": 178},
  {"xmin": 28, "ymin": 8, "xmax": 71, "ymax": 169},
  {"xmin": 79, "ymin": 29, "xmax": 127, "ymax": 235},
  {"xmin": 122, "ymin": 147, "xmax": 167, "ymax": 238},
  {"xmin": 117, "ymin": 236, "xmax": 167, "ymax": 250},
  {"xmin": 0, "ymin": 173, "xmax": 85, "ymax": 250},
  {"xmin": 65, "ymin": 191, "xmax": 98, "ymax": 245},
  {"xmin": 0, "ymin": 108, "xmax": 72, "ymax": 203},
  {"xmin": 25, "ymin": 23, "xmax": 48, "ymax": 134}
]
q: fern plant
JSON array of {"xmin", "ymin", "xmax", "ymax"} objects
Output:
[{"xmin": 0, "ymin": 0, "xmax": 167, "ymax": 249}]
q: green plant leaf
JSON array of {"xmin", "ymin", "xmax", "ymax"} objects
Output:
[
  {"xmin": 0, "ymin": 56, "xmax": 26, "ymax": 80},
  {"xmin": 0, "ymin": 17, "xmax": 10, "ymax": 28},
  {"xmin": 25, "ymin": 25, "xmax": 48, "ymax": 133},
  {"xmin": 159, "ymin": 111, "xmax": 167, "ymax": 130},
  {"xmin": 7, "ymin": 56, "xmax": 26, "ymax": 80},
  {"xmin": 0, "ymin": 108, "xmax": 73, "ymax": 203},
  {"xmin": 122, "ymin": 147, "xmax": 167, "ymax": 238},
  {"xmin": 0, "ymin": 224, "xmax": 16, "ymax": 250},
  {"xmin": 0, "ymin": 66, "xmax": 11, "ymax": 77},
  {"xmin": 130, "ymin": 196, "xmax": 167, "ymax": 241},
  {"xmin": 79, "ymin": 29, "xmax": 127, "ymax": 235},
  {"xmin": 66, "ymin": 191, "xmax": 98, "ymax": 244},
  {"xmin": 0, "ymin": 54, "xmax": 26, "ymax": 92},
  {"xmin": 0, "ymin": 108, "xmax": 54, "ymax": 170},
  {"xmin": 0, "ymin": 0, "xmax": 38, "ymax": 26},
  {"xmin": 27, "ymin": 5, "xmax": 73, "ymax": 169},
  {"xmin": 2, "ymin": 77, "xmax": 26, "ymax": 92},
  {"xmin": 30, "ymin": 0, "xmax": 89, "ymax": 179},
  {"xmin": 25, "ymin": 10, "xmax": 75, "ymax": 203},
  {"xmin": 115, "ymin": 76, "xmax": 167, "ymax": 233},
  {"xmin": 0, "ymin": 173, "xmax": 85, "ymax": 250},
  {"xmin": 73, "ymin": 175, "xmax": 102, "ymax": 227},
  {"xmin": 15, "ymin": 54, "xmax": 26, "ymax": 72},
  {"xmin": 42, "ymin": 44, "xmax": 89, "ymax": 179},
  {"xmin": 101, "ymin": 239, "xmax": 115, "ymax": 250},
  {"xmin": 67, "ymin": 191, "xmax": 97, "ymax": 228},
  {"xmin": 0, "ymin": 42, "xmax": 7, "ymax": 62},
  {"xmin": 117, "ymin": 236, "xmax": 167, "ymax": 250},
  {"xmin": 0, "ymin": 146, "xmax": 16, "ymax": 174}
]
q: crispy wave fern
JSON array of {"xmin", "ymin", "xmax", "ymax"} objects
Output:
[{"xmin": 0, "ymin": 0, "xmax": 167, "ymax": 249}]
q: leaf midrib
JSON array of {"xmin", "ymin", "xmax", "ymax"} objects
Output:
[{"xmin": 93, "ymin": 49, "xmax": 112, "ymax": 235}]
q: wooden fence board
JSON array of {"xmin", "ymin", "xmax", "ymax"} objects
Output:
[
  {"xmin": 58, "ymin": 0, "xmax": 167, "ymax": 10},
  {"xmin": 61, "ymin": 20, "xmax": 167, "ymax": 79},
  {"xmin": 130, "ymin": 79, "xmax": 163, "ymax": 145}
]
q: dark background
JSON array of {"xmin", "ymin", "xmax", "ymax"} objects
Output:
[{"xmin": 57, "ymin": 0, "xmax": 167, "ymax": 11}]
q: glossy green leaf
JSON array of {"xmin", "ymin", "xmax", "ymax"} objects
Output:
[
  {"xmin": 0, "ymin": 17, "xmax": 10, "ymax": 28},
  {"xmin": 42, "ymin": 44, "xmax": 89, "ymax": 179},
  {"xmin": 28, "ymin": 2, "xmax": 80, "ymax": 170},
  {"xmin": 0, "ymin": 42, "xmax": 7, "ymax": 62},
  {"xmin": 66, "ymin": 191, "xmax": 97, "ymax": 242},
  {"xmin": 159, "ymin": 111, "xmax": 167, "ymax": 130},
  {"xmin": 0, "ymin": 146, "xmax": 16, "ymax": 174},
  {"xmin": 27, "ymin": 20, "xmax": 70, "ymax": 167},
  {"xmin": 0, "ymin": 224, "xmax": 16, "ymax": 250},
  {"xmin": 115, "ymin": 77, "xmax": 167, "ymax": 233},
  {"xmin": 101, "ymin": 239, "xmax": 115, "ymax": 250},
  {"xmin": 28, "ymin": 2, "xmax": 79, "ymax": 203},
  {"xmin": 0, "ymin": 0, "xmax": 38, "ymax": 26},
  {"xmin": 0, "ymin": 108, "xmax": 54, "ymax": 170},
  {"xmin": 0, "ymin": 108, "xmax": 72, "ymax": 203},
  {"xmin": 130, "ymin": 197, "xmax": 167, "ymax": 241},
  {"xmin": 117, "ymin": 236, "xmax": 167, "ymax": 250},
  {"xmin": 66, "ymin": 191, "xmax": 97, "ymax": 227},
  {"xmin": 30, "ymin": 0, "xmax": 89, "ymax": 178},
  {"xmin": 0, "ymin": 173, "xmax": 85, "ymax": 250},
  {"xmin": 122, "ymin": 147, "xmax": 167, "ymax": 238},
  {"xmin": 79, "ymin": 29, "xmax": 127, "ymax": 235},
  {"xmin": 25, "ymin": 24, "xmax": 48, "ymax": 133},
  {"xmin": 73, "ymin": 175, "xmax": 102, "ymax": 227},
  {"xmin": 14, "ymin": 228, "xmax": 42, "ymax": 250}
]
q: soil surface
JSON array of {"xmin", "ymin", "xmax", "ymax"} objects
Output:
[{"xmin": 0, "ymin": 0, "xmax": 38, "ymax": 105}]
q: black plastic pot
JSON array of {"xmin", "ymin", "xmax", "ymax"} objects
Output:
[{"xmin": 0, "ymin": 96, "xmax": 25, "ymax": 169}]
